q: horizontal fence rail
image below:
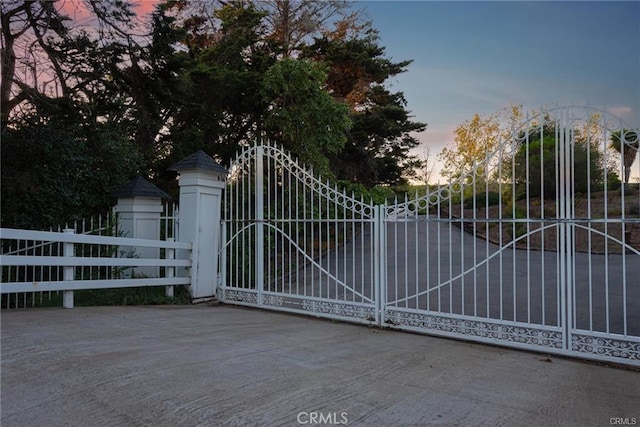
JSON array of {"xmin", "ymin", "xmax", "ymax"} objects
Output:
[{"xmin": 1, "ymin": 228, "xmax": 191, "ymax": 306}]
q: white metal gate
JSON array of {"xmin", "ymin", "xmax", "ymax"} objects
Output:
[
  {"xmin": 220, "ymin": 145, "xmax": 380, "ymax": 324},
  {"xmin": 220, "ymin": 107, "xmax": 640, "ymax": 366}
]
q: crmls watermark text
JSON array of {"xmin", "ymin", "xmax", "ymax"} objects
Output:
[
  {"xmin": 297, "ymin": 411, "xmax": 348, "ymax": 425},
  {"xmin": 610, "ymin": 418, "xmax": 637, "ymax": 425}
]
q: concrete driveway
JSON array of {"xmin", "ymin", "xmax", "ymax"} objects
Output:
[{"xmin": 1, "ymin": 305, "xmax": 639, "ymax": 426}]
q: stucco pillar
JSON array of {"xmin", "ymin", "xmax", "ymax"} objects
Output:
[
  {"xmin": 113, "ymin": 177, "xmax": 170, "ymax": 278},
  {"xmin": 169, "ymin": 151, "xmax": 227, "ymax": 302}
]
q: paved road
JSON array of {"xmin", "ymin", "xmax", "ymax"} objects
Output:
[{"xmin": 2, "ymin": 305, "xmax": 639, "ymax": 427}]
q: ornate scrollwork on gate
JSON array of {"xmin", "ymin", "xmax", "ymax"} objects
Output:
[
  {"xmin": 571, "ymin": 334, "xmax": 640, "ymax": 361},
  {"xmin": 222, "ymin": 289, "xmax": 258, "ymax": 305},
  {"xmin": 302, "ymin": 299, "xmax": 375, "ymax": 321},
  {"xmin": 263, "ymin": 294, "xmax": 284, "ymax": 307},
  {"xmin": 384, "ymin": 310, "xmax": 564, "ymax": 349}
]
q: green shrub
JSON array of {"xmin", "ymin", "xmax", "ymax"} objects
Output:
[{"xmin": 463, "ymin": 191, "xmax": 501, "ymax": 209}]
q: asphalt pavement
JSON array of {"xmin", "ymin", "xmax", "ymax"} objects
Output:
[{"xmin": 1, "ymin": 304, "xmax": 639, "ymax": 426}]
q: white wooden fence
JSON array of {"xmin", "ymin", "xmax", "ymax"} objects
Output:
[{"xmin": 0, "ymin": 228, "xmax": 191, "ymax": 308}]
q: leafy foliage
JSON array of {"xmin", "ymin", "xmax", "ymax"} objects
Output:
[
  {"xmin": 261, "ymin": 59, "xmax": 351, "ymax": 174},
  {"xmin": 439, "ymin": 105, "xmax": 523, "ymax": 182},
  {"xmin": 508, "ymin": 120, "xmax": 614, "ymax": 199},
  {"xmin": 1, "ymin": 0, "xmax": 427, "ymax": 230},
  {"xmin": 1, "ymin": 117, "xmax": 141, "ymax": 230},
  {"xmin": 302, "ymin": 28, "xmax": 426, "ymax": 186}
]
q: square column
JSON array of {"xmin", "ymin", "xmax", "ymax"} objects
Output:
[{"xmin": 169, "ymin": 151, "xmax": 227, "ymax": 302}]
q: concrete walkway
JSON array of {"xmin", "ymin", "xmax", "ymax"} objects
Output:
[{"xmin": 1, "ymin": 305, "xmax": 639, "ymax": 426}]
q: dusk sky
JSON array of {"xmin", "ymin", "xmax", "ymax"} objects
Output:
[{"xmin": 359, "ymin": 1, "xmax": 640, "ymax": 179}]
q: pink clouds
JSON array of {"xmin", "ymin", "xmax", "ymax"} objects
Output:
[
  {"xmin": 58, "ymin": 0, "xmax": 160, "ymax": 27},
  {"xmin": 131, "ymin": 0, "xmax": 161, "ymax": 18}
]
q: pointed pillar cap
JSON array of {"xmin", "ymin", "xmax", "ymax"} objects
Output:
[
  {"xmin": 111, "ymin": 176, "xmax": 171, "ymax": 199},
  {"xmin": 168, "ymin": 150, "xmax": 227, "ymax": 174}
]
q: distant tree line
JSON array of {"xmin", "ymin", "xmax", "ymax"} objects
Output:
[{"xmin": 439, "ymin": 105, "xmax": 636, "ymax": 203}]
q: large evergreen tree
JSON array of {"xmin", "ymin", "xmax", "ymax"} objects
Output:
[{"xmin": 1, "ymin": 0, "xmax": 143, "ymax": 229}]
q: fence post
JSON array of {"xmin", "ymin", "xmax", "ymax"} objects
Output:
[
  {"xmin": 165, "ymin": 238, "xmax": 175, "ymax": 298},
  {"xmin": 169, "ymin": 151, "xmax": 227, "ymax": 302},
  {"xmin": 63, "ymin": 228, "xmax": 75, "ymax": 309}
]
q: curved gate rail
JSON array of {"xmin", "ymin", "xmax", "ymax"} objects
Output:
[
  {"xmin": 219, "ymin": 106, "xmax": 640, "ymax": 366},
  {"xmin": 381, "ymin": 106, "xmax": 640, "ymax": 366},
  {"xmin": 220, "ymin": 144, "xmax": 380, "ymax": 324}
]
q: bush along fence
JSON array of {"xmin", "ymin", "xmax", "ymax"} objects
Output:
[{"xmin": 0, "ymin": 151, "xmax": 226, "ymax": 308}]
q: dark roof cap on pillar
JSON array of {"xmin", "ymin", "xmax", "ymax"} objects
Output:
[
  {"xmin": 111, "ymin": 176, "xmax": 171, "ymax": 199},
  {"xmin": 168, "ymin": 150, "xmax": 227, "ymax": 174}
]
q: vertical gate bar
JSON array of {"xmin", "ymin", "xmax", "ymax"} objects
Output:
[
  {"xmin": 350, "ymin": 197, "xmax": 355, "ymax": 302},
  {"xmin": 448, "ymin": 182, "xmax": 453, "ymax": 314},
  {"xmin": 256, "ymin": 146, "xmax": 264, "ymax": 304},
  {"xmin": 603, "ymin": 131, "xmax": 611, "ymax": 334},
  {"xmin": 415, "ymin": 197, "xmax": 419, "ymax": 309},
  {"xmin": 437, "ymin": 188, "xmax": 442, "ymax": 312},
  {"xmin": 311, "ymin": 176, "xmax": 315, "ymax": 297},
  {"xmin": 525, "ymin": 127, "xmax": 531, "ymax": 324},
  {"xmin": 498, "ymin": 144, "xmax": 504, "ymax": 321},
  {"xmin": 460, "ymin": 171, "xmax": 465, "ymax": 316},
  {"xmin": 289, "ymin": 159, "xmax": 293, "ymax": 295},
  {"xmin": 278, "ymin": 154, "xmax": 283, "ymax": 293},
  {"xmin": 296, "ymin": 161, "xmax": 300, "ymax": 297},
  {"xmin": 234, "ymin": 158, "xmax": 238, "ymax": 289},
  {"xmin": 511, "ymin": 136, "xmax": 517, "ymax": 322},
  {"xmin": 554, "ymin": 121, "xmax": 561, "ymax": 330},
  {"xmin": 569, "ymin": 122, "xmax": 577, "ymax": 336},
  {"xmin": 344, "ymin": 198, "xmax": 349, "ymax": 302},
  {"xmin": 426, "ymin": 193, "xmax": 431, "ymax": 312},
  {"xmin": 364, "ymin": 198, "xmax": 368, "ymax": 304},
  {"xmin": 241, "ymin": 151, "xmax": 246, "ymax": 289},
  {"xmin": 486, "ymin": 176, "xmax": 490, "ymax": 318},
  {"xmin": 539, "ymin": 123, "xmax": 546, "ymax": 326},
  {"xmin": 326, "ymin": 179, "xmax": 330, "ymax": 299},
  {"xmin": 586, "ymin": 116, "xmax": 594, "ymax": 333},
  {"xmin": 271, "ymin": 151, "xmax": 275, "ymax": 291},
  {"xmin": 334, "ymin": 184, "xmax": 339, "ymax": 300},
  {"xmin": 393, "ymin": 197, "xmax": 398, "ymax": 306},
  {"xmin": 277, "ymin": 149, "xmax": 281, "ymax": 292},
  {"xmin": 558, "ymin": 112, "xmax": 569, "ymax": 351},
  {"xmin": 303, "ymin": 170, "xmax": 307, "ymax": 297},
  {"xmin": 364, "ymin": 198, "xmax": 369, "ymax": 304},
  {"xmin": 374, "ymin": 205, "xmax": 381, "ymax": 324},
  {"xmin": 297, "ymin": 168, "xmax": 311, "ymax": 295},
  {"xmin": 404, "ymin": 195, "xmax": 409, "ymax": 309},
  {"xmin": 267, "ymin": 146, "xmax": 271, "ymax": 291},
  {"xmin": 566, "ymin": 117, "xmax": 576, "ymax": 344}
]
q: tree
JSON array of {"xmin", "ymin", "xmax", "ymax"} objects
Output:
[
  {"xmin": 255, "ymin": 0, "xmax": 352, "ymax": 58},
  {"xmin": 150, "ymin": 0, "xmax": 273, "ymax": 180},
  {"xmin": 302, "ymin": 26, "xmax": 426, "ymax": 186},
  {"xmin": 0, "ymin": 0, "xmax": 141, "ymax": 129},
  {"xmin": 1, "ymin": 1, "xmax": 145, "ymax": 229},
  {"xmin": 508, "ymin": 118, "xmax": 610, "ymax": 199},
  {"xmin": 260, "ymin": 58, "xmax": 351, "ymax": 174},
  {"xmin": 416, "ymin": 147, "xmax": 437, "ymax": 186},
  {"xmin": 1, "ymin": 116, "xmax": 141, "ymax": 230},
  {"xmin": 150, "ymin": 1, "xmax": 424, "ymax": 187},
  {"xmin": 439, "ymin": 105, "xmax": 523, "ymax": 183},
  {"xmin": 610, "ymin": 129, "xmax": 639, "ymax": 190}
]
